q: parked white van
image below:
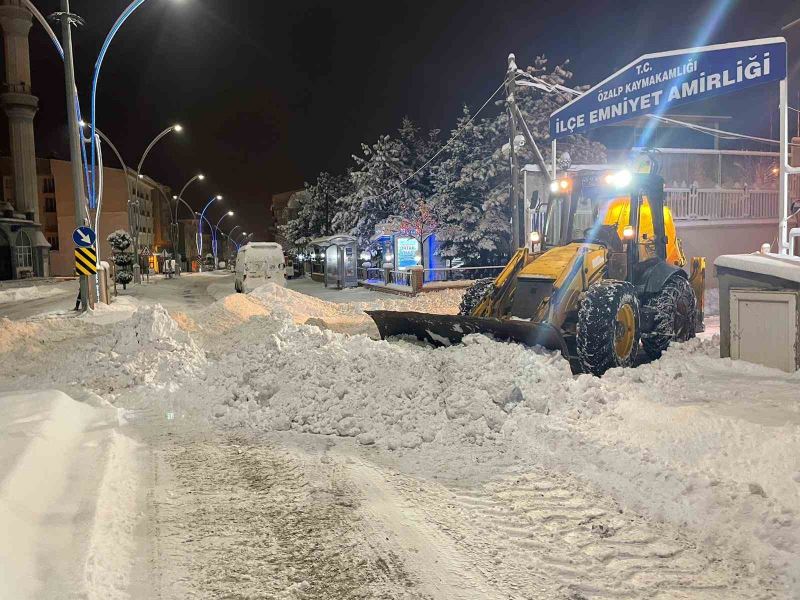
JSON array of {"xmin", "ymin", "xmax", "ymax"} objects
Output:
[{"xmin": 234, "ymin": 242, "xmax": 286, "ymax": 293}]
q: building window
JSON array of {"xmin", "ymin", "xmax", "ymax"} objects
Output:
[
  {"xmin": 46, "ymin": 235, "xmax": 59, "ymax": 250},
  {"xmin": 41, "ymin": 177, "xmax": 55, "ymax": 194},
  {"xmin": 45, "ymin": 197, "xmax": 56, "ymax": 213},
  {"xmin": 15, "ymin": 231, "xmax": 33, "ymax": 269}
]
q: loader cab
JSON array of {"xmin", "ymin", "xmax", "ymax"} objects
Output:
[{"xmin": 542, "ymin": 170, "xmax": 685, "ymax": 271}]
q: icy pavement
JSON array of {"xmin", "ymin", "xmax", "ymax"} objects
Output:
[{"xmin": 0, "ymin": 282, "xmax": 797, "ymax": 598}]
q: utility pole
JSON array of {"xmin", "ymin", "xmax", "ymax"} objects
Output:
[
  {"xmin": 506, "ymin": 54, "xmax": 521, "ymax": 251},
  {"xmin": 59, "ymin": 0, "xmax": 88, "ymax": 310}
]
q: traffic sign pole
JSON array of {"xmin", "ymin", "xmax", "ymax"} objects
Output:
[{"xmin": 60, "ymin": 0, "xmax": 89, "ymax": 311}]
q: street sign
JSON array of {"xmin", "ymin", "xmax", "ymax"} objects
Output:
[
  {"xmin": 72, "ymin": 226, "xmax": 96, "ymax": 248},
  {"xmin": 74, "ymin": 246, "xmax": 97, "ymax": 276},
  {"xmin": 550, "ymin": 37, "xmax": 787, "ymax": 139}
]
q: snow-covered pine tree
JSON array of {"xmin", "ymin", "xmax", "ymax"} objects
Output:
[
  {"xmin": 431, "ymin": 57, "xmax": 606, "ymax": 265},
  {"xmin": 343, "ymin": 118, "xmax": 439, "ymax": 246},
  {"xmin": 281, "ymin": 172, "xmax": 352, "ymax": 250},
  {"xmin": 429, "ymin": 105, "xmax": 511, "ymax": 265}
]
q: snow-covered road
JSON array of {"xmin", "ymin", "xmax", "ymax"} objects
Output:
[{"xmin": 0, "ymin": 280, "xmax": 797, "ymax": 598}]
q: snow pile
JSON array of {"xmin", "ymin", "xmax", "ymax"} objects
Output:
[
  {"xmin": 0, "ymin": 315, "xmax": 92, "ymax": 358},
  {"xmin": 196, "ymin": 312, "xmax": 584, "ymax": 451},
  {"xmin": 0, "ymin": 284, "xmax": 70, "ymax": 305},
  {"xmin": 246, "ymin": 282, "xmax": 461, "ymax": 335},
  {"xmin": 504, "ymin": 336, "xmax": 800, "ymax": 588},
  {"xmin": 91, "ymin": 305, "xmax": 206, "ymax": 390},
  {"xmin": 0, "ymin": 318, "xmax": 44, "ymax": 354}
]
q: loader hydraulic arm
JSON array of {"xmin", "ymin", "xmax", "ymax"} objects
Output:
[{"xmin": 472, "ymin": 247, "xmax": 529, "ymax": 317}]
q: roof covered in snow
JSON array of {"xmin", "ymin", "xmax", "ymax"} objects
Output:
[{"xmin": 715, "ymin": 252, "xmax": 800, "ymax": 284}]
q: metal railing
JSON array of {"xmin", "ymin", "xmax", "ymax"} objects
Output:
[
  {"xmin": 664, "ymin": 188, "xmax": 780, "ymax": 221},
  {"xmin": 356, "ymin": 267, "xmax": 412, "ymax": 287},
  {"xmin": 388, "ymin": 270, "xmax": 411, "ymax": 287},
  {"xmin": 423, "ymin": 265, "xmax": 505, "ymax": 282},
  {"xmin": 358, "ymin": 266, "xmax": 385, "ymax": 282}
]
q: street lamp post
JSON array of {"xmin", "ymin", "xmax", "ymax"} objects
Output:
[
  {"xmin": 227, "ymin": 225, "xmax": 242, "ymax": 255},
  {"xmin": 57, "ymin": 0, "xmax": 90, "ymax": 310},
  {"xmin": 198, "ymin": 195, "xmax": 222, "ymax": 270},
  {"xmin": 213, "ymin": 211, "xmax": 234, "ymax": 269},
  {"xmin": 132, "ymin": 124, "xmax": 182, "ymax": 280},
  {"xmin": 170, "ymin": 174, "xmax": 204, "ymax": 270}
]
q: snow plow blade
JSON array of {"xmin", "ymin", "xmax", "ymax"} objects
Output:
[{"xmin": 366, "ymin": 311, "xmax": 570, "ymax": 356}]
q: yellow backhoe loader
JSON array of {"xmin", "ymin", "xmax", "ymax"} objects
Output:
[{"xmin": 368, "ymin": 170, "xmax": 706, "ymax": 376}]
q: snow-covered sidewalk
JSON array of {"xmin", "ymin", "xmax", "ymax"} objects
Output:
[
  {"xmin": 0, "ymin": 390, "xmax": 139, "ymax": 600},
  {"xmin": 0, "ymin": 281, "xmax": 72, "ymax": 305}
]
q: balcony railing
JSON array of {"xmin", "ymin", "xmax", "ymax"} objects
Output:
[{"xmin": 664, "ymin": 188, "xmax": 781, "ymax": 221}]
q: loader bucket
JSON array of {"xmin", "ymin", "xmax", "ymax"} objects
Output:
[{"xmin": 366, "ymin": 310, "xmax": 570, "ymax": 357}]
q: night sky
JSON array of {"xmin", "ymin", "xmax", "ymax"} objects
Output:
[{"xmin": 5, "ymin": 0, "xmax": 800, "ymax": 238}]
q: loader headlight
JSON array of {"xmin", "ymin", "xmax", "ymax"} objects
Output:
[
  {"xmin": 549, "ymin": 179, "xmax": 571, "ymax": 193},
  {"xmin": 530, "ymin": 230, "xmax": 541, "ymax": 244},
  {"xmin": 605, "ymin": 170, "xmax": 632, "ymax": 188},
  {"xmin": 622, "ymin": 225, "xmax": 635, "ymax": 240}
]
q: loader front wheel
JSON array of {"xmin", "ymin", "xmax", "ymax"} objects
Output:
[
  {"xmin": 641, "ymin": 275, "xmax": 696, "ymax": 360},
  {"xmin": 577, "ymin": 281, "xmax": 640, "ymax": 376}
]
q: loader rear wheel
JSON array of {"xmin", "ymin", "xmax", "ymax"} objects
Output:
[
  {"xmin": 458, "ymin": 277, "xmax": 496, "ymax": 316},
  {"xmin": 577, "ymin": 281, "xmax": 640, "ymax": 376},
  {"xmin": 641, "ymin": 276, "xmax": 696, "ymax": 360}
]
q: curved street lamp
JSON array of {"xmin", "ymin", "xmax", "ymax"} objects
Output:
[
  {"xmin": 198, "ymin": 195, "xmax": 223, "ymax": 266},
  {"xmin": 213, "ymin": 210, "xmax": 234, "ymax": 267},
  {"xmin": 226, "ymin": 225, "xmax": 243, "ymax": 255},
  {"xmin": 132, "ymin": 124, "xmax": 182, "ymax": 263},
  {"xmin": 173, "ymin": 173, "xmax": 205, "ymax": 225},
  {"xmin": 194, "ymin": 211, "xmax": 216, "ymax": 272}
]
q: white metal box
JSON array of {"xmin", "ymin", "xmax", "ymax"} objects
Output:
[{"xmin": 729, "ymin": 289, "xmax": 799, "ymax": 372}]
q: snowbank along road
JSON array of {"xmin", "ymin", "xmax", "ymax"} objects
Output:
[{"xmin": 0, "ymin": 281, "xmax": 797, "ymax": 598}]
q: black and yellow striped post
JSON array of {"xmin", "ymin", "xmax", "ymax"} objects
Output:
[{"xmin": 74, "ymin": 246, "xmax": 98, "ymax": 276}]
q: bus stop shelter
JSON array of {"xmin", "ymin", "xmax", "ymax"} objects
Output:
[{"xmin": 308, "ymin": 234, "xmax": 358, "ymax": 289}]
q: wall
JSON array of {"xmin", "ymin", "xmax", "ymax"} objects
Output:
[
  {"xmin": 49, "ymin": 159, "xmax": 131, "ymax": 277},
  {"xmin": 675, "ymin": 220, "xmax": 779, "ymax": 287}
]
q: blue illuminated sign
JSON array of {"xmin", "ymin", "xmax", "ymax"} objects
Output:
[
  {"xmin": 550, "ymin": 38, "xmax": 787, "ymax": 139},
  {"xmin": 395, "ymin": 237, "xmax": 420, "ymax": 269}
]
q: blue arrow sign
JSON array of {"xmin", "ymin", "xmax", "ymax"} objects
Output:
[
  {"xmin": 550, "ymin": 37, "xmax": 787, "ymax": 140},
  {"xmin": 72, "ymin": 226, "xmax": 96, "ymax": 248}
]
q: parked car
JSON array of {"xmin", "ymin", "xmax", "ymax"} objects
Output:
[{"xmin": 234, "ymin": 242, "xmax": 286, "ymax": 293}]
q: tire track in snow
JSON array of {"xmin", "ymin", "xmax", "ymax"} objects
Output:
[
  {"xmin": 345, "ymin": 457, "xmax": 775, "ymax": 599},
  {"xmin": 149, "ymin": 429, "xmax": 425, "ymax": 599}
]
